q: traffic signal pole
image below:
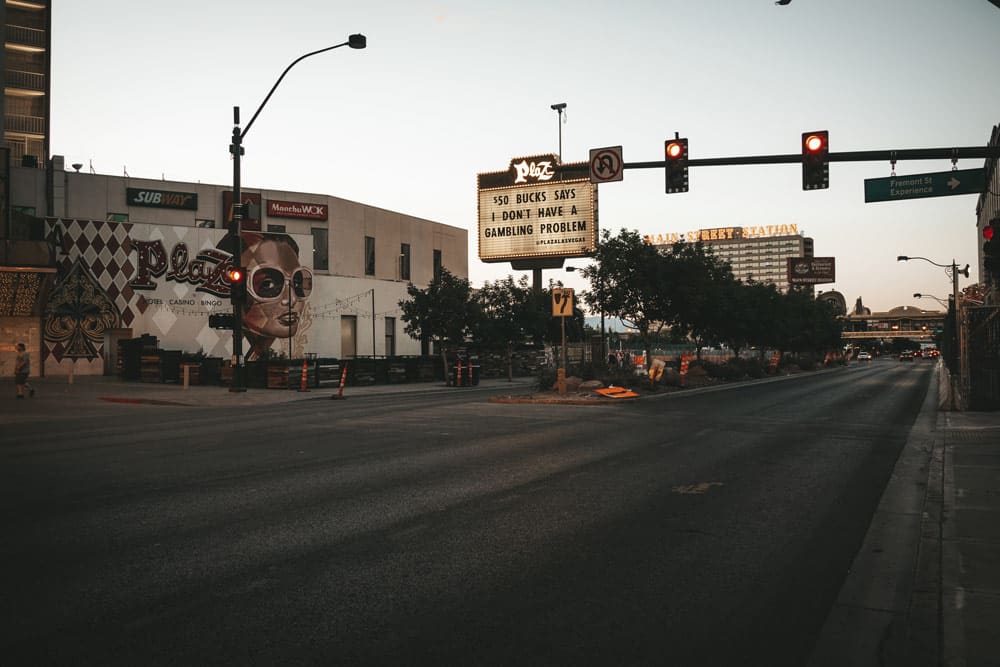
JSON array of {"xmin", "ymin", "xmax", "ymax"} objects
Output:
[
  {"xmin": 230, "ymin": 109, "xmax": 246, "ymax": 392},
  {"xmin": 559, "ymin": 145, "xmax": 1000, "ymax": 173}
]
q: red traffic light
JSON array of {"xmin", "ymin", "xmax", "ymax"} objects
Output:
[
  {"xmin": 803, "ymin": 133, "xmax": 826, "ymax": 153},
  {"xmin": 666, "ymin": 141, "xmax": 684, "ymax": 159},
  {"xmin": 228, "ymin": 266, "xmax": 247, "ymax": 304},
  {"xmin": 984, "ymin": 225, "xmax": 995, "ymax": 241}
]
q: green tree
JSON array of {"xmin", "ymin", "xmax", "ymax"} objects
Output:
[
  {"xmin": 660, "ymin": 241, "xmax": 736, "ymax": 348},
  {"xmin": 474, "ymin": 275, "xmax": 535, "ymax": 381},
  {"xmin": 581, "ymin": 229, "xmax": 669, "ymax": 369},
  {"xmin": 399, "ymin": 268, "xmax": 479, "ymax": 381}
]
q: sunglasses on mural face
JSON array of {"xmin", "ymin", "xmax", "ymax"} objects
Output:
[{"xmin": 248, "ymin": 266, "xmax": 313, "ymax": 301}]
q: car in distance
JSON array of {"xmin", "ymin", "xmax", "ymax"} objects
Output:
[
  {"xmin": 857, "ymin": 351, "xmax": 872, "ymax": 361},
  {"xmin": 899, "ymin": 350, "xmax": 914, "ymax": 361}
]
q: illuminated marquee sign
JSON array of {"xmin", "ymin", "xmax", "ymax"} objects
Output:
[
  {"xmin": 646, "ymin": 224, "xmax": 800, "ymax": 245},
  {"xmin": 477, "ymin": 154, "xmax": 598, "ymax": 263}
]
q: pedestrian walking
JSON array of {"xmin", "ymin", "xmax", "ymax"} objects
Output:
[{"xmin": 14, "ymin": 342, "xmax": 34, "ymax": 399}]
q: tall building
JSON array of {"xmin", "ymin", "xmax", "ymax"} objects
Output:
[
  {"xmin": 647, "ymin": 224, "xmax": 814, "ymax": 292},
  {"xmin": 1, "ymin": 0, "xmax": 50, "ymax": 168}
]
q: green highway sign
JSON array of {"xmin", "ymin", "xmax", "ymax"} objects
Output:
[{"xmin": 864, "ymin": 168, "xmax": 986, "ymax": 203}]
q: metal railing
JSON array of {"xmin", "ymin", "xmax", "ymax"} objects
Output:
[
  {"xmin": 3, "ymin": 114, "xmax": 45, "ymax": 135},
  {"xmin": 4, "ymin": 69, "xmax": 46, "ymax": 92},
  {"xmin": 4, "ymin": 24, "xmax": 46, "ymax": 49}
]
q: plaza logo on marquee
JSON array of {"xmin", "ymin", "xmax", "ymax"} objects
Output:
[{"xmin": 512, "ymin": 159, "xmax": 555, "ymax": 184}]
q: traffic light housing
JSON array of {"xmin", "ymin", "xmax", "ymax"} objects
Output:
[
  {"xmin": 664, "ymin": 137, "xmax": 689, "ymax": 193},
  {"xmin": 228, "ymin": 266, "xmax": 247, "ymax": 304},
  {"xmin": 801, "ymin": 130, "xmax": 829, "ymax": 190},
  {"xmin": 985, "ymin": 218, "xmax": 1000, "ymax": 274},
  {"xmin": 208, "ymin": 312, "xmax": 235, "ymax": 330}
]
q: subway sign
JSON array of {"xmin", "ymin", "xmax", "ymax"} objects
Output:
[
  {"xmin": 477, "ymin": 154, "xmax": 597, "ymax": 263},
  {"xmin": 126, "ymin": 188, "xmax": 198, "ymax": 210}
]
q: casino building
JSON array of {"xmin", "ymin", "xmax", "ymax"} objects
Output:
[
  {"xmin": 647, "ymin": 224, "xmax": 816, "ymax": 293},
  {"xmin": 1, "ymin": 156, "xmax": 468, "ymax": 377}
]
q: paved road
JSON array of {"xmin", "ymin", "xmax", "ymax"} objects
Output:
[{"xmin": 1, "ymin": 361, "xmax": 934, "ymax": 665}]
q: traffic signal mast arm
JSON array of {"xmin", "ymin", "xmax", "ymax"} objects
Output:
[{"xmin": 558, "ymin": 145, "xmax": 1000, "ymax": 173}]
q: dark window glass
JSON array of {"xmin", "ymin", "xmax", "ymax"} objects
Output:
[
  {"xmin": 365, "ymin": 236, "xmax": 375, "ymax": 276},
  {"xmin": 312, "ymin": 228, "xmax": 329, "ymax": 271},
  {"xmin": 400, "ymin": 243, "xmax": 411, "ymax": 281}
]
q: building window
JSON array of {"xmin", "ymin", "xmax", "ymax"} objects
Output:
[
  {"xmin": 312, "ymin": 228, "xmax": 329, "ymax": 271},
  {"xmin": 433, "ymin": 249, "xmax": 442, "ymax": 281},
  {"xmin": 267, "ymin": 224, "xmax": 286, "ymax": 233},
  {"xmin": 400, "ymin": 243, "xmax": 411, "ymax": 281},
  {"xmin": 365, "ymin": 236, "xmax": 376, "ymax": 276},
  {"xmin": 385, "ymin": 316, "xmax": 396, "ymax": 357}
]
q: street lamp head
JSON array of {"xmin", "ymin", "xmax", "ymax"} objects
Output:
[
  {"xmin": 913, "ymin": 293, "xmax": 922, "ymax": 298},
  {"xmin": 551, "ymin": 102, "xmax": 567, "ymax": 111},
  {"xmin": 897, "ymin": 255, "xmax": 909, "ymax": 262},
  {"xmin": 348, "ymin": 33, "xmax": 367, "ymax": 49},
  {"xmin": 565, "ymin": 266, "xmax": 577, "ymax": 272},
  {"xmin": 960, "ymin": 264, "xmax": 970, "ymax": 278}
]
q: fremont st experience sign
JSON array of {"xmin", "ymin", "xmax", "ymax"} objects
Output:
[{"xmin": 477, "ymin": 154, "xmax": 598, "ymax": 263}]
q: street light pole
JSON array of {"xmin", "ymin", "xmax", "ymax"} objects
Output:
[
  {"xmin": 898, "ymin": 255, "xmax": 970, "ymax": 409},
  {"xmin": 228, "ymin": 34, "xmax": 366, "ymax": 392},
  {"xmin": 550, "ymin": 102, "xmax": 566, "ymax": 161}
]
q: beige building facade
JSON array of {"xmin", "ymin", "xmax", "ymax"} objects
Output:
[{"xmin": 1, "ymin": 157, "xmax": 468, "ymax": 377}]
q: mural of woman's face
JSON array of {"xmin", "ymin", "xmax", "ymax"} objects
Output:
[{"xmin": 242, "ymin": 238, "xmax": 312, "ymax": 339}]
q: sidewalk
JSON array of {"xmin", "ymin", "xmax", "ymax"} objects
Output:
[
  {"xmin": 2, "ymin": 373, "xmax": 536, "ymax": 409},
  {"xmin": 810, "ymin": 366, "xmax": 1000, "ymax": 667},
  {"xmin": 935, "ymin": 409, "xmax": 1000, "ymax": 667}
]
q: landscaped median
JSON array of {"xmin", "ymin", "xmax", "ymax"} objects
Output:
[{"xmin": 490, "ymin": 355, "xmax": 847, "ymax": 405}]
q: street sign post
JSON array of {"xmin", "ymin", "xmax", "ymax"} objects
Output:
[
  {"xmin": 864, "ymin": 168, "xmax": 986, "ymax": 203},
  {"xmin": 552, "ymin": 288, "xmax": 574, "ymax": 395},
  {"xmin": 589, "ymin": 146, "xmax": 624, "ymax": 184}
]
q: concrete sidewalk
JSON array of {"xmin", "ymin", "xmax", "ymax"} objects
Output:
[
  {"xmin": 810, "ymin": 366, "xmax": 1000, "ymax": 667},
  {"xmin": 3, "ymin": 373, "xmax": 536, "ymax": 409},
  {"xmin": 935, "ymin": 409, "xmax": 1000, "ymax": 667}
]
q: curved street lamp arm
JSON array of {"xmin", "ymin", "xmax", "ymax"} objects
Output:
[
  {"xmin": 242, "ymin": 38, "xmax": 362, "ymax": 139},
  {"xmin": 897, "ymin": 255, "xmax": 950, "ymax": 269}
]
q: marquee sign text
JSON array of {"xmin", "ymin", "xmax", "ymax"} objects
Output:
[{"xmin": 477, "ymin": 155, "xmax": 597, "ymax": 263}]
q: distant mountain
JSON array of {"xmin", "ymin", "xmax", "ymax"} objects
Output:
[{"xmin": 584, "ymin": 316, "xmax": 633, "ymax": 332}]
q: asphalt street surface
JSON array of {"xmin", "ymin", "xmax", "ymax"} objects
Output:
[{"xmin": 1, "ymin": 361, "xmax": 934, "ymax": 666}]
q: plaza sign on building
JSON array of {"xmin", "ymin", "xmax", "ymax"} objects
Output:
[
  {"xmin": 477, "ymin": 154, "xmax": 598, "ymax": 263},
  {"xmin": 787, "ymin": 257, "xmax": 836, "ymax": 285}
]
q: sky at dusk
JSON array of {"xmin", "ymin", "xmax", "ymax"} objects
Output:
[{"xmin": 50, "ymin": 0, "xmax": 1000, "ymax": 313}]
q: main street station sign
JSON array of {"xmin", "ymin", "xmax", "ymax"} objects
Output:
[{"xmin": 477, "ymin": 154, "xmax": 598, "ymax": 263}]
